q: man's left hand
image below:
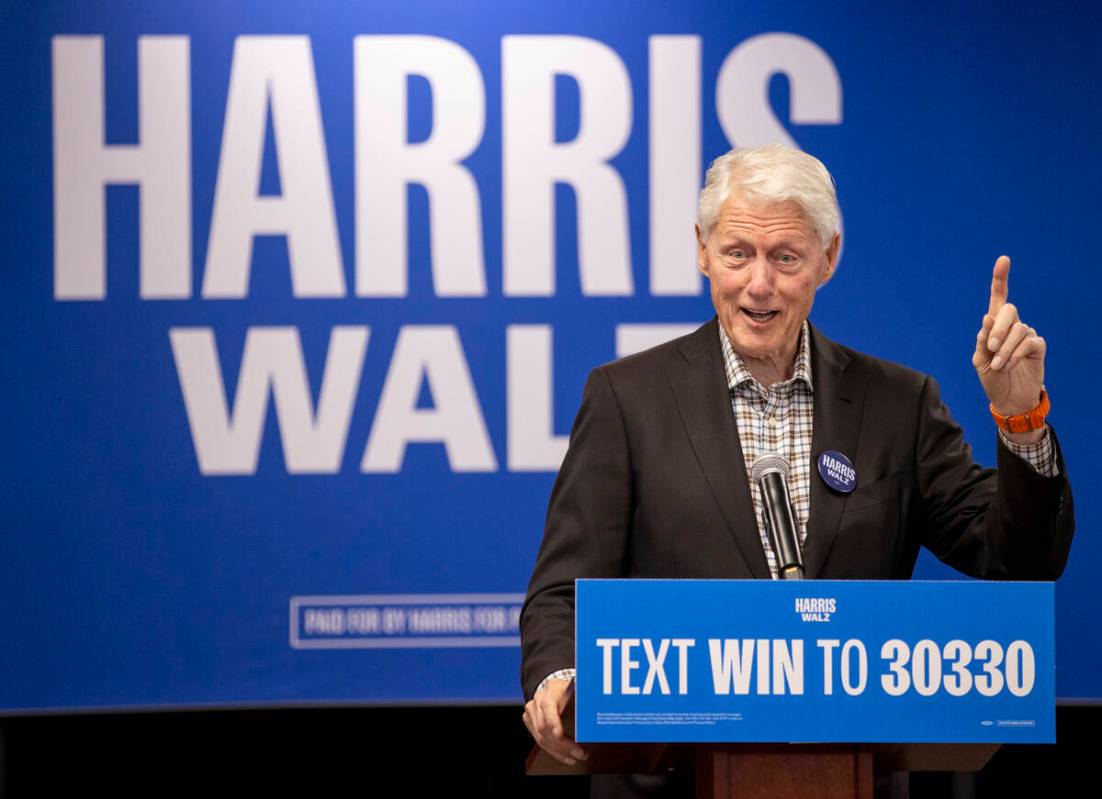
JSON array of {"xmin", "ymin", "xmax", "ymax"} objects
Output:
[{"xmin": 973, "ymin": 255, "xmax": 1047, "ymax": 437}]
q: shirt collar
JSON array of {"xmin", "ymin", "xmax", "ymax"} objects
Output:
[{"xmin": 719, "ymin": 319, "xmax": 814, "ymax": 393}]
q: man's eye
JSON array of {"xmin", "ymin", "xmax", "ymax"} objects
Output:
[{"xmin": 777, "ymin": 254, "xmax": 796, "ymax": 263}]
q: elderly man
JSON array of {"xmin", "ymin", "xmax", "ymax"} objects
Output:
[{"xmin": 519, "ymin": 145, "xmax": 1074, "ymax": 786}]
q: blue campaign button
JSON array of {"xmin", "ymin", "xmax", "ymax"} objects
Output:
[{"xmin": 817, "ymin": 450, "xmax": 857, "ymax": 493}]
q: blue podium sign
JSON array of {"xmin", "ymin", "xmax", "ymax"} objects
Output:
[{"xmin": 575, "ymin": 580, "xmax": 1054, "ymax": 744}]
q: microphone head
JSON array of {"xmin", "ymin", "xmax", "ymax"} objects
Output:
[{"xmin": 750, "ymin": 453, "xmax": 790, "ymax": 482}]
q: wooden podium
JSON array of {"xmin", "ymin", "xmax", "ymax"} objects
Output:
[{"xmin": 526, "ymin": 692, "xmax": 999, "ymax": 798}]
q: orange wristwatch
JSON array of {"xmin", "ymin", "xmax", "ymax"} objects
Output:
[{"xmin": 990, "ymin": 389, "xmax": 1051, "ymax": 433}]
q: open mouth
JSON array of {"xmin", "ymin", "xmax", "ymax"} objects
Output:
[{"xmin": 741, "ymin": 308, "xmax": 779, "ymax": 323}]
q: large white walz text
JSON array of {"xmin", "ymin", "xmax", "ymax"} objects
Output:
[{"xmin": 169, "ymin": 324, "xmax": 723, "ymax": 474}]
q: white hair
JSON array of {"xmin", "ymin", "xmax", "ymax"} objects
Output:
[{"xmin": 696, "ymin": 144, "xmax": 840, "ymax": 248}]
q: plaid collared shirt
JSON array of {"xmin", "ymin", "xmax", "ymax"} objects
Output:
[
  {"xmin": 720, "ymin": 321, "xmax": 815, "ymax": 579},
  {"xmin": 719, "ymin": 321, "xmax": 1057, "ymax": 580}
]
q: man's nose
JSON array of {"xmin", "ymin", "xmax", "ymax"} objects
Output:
[{"xmin": 746, "ymin": 257, "xmax": 774, "ymax": 297}]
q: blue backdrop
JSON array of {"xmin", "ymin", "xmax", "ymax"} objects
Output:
[{"xmin": 1, "ymin": 0, "xmax": 1099, "ymax": 711}]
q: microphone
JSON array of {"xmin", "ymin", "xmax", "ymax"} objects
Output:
[{"xmin": 750, "ymin": 454, "xmax": 804, "ymax": 580}]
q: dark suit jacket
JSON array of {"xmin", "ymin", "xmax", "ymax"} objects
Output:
[{"xmin": 520, "ymin": 317, "xmax": 1074, "ymax": 700}]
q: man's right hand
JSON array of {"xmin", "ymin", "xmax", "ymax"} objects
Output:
[{"xmin": 521, "ymin": 678, "xmax": 588, "ymax": 766}]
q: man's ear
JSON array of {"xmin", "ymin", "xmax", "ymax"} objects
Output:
[
  {"xmin": 695, "ymin": 224, "xmax": 708, "ymax": 276},
  {"xmin": 819, "ymin": 232, "xmax": 841, "ymax": 286}
]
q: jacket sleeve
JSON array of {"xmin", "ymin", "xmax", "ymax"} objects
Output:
[
  {"xmin": 916, "ymin": 375, "xmax": 1075, "ymax": 579},
  {"xmin": 519, "ymin": 366, "xmax": 634, "ymax": 700}
]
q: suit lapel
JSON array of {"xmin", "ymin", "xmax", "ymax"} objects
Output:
[
  {"xmin": 666, "ymin": 318, "xmax": 772, "ymax": 579},
  {"xmin": 802, "ymin": 324, "xmax": 868, "ymax": 579}
]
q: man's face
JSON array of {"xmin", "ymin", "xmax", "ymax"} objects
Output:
[{"xmin": 697, "ymin": 192, "xmax": 839, "ymax": 369}]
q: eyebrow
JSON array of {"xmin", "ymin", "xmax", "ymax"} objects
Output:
[{"xmin": 717, "ymin": 234, "xmax": 808, "ymax": 250}]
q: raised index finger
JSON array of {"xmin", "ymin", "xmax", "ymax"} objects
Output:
[{"xmin": 988, "ymin": 255, "xmax": 1011, "ymax": 316}]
